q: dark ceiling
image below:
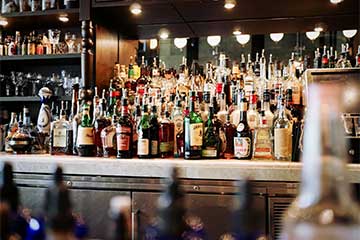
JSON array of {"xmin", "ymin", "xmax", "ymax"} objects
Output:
[{"xmin": 93, "ymin": 0, "xmax": 359, "ymax": 38}]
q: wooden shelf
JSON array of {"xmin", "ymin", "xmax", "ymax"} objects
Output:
[
  {"xmin": 2, "ymin": 8, "xmax": 79, "ymax": 18},
  {"xmin": 0, "ymin": 96, "xmax": 72, "ymax": 102},
  {"xmin": 0, "ymin": 53, "xmax": 81, "ymax": 61}
]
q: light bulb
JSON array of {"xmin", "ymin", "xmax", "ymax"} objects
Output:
[
  {"xmin": 149, "ymin": 39, "xmax": 158, "ymax": 49},
  {"xmin": 342, "ymin": 29, "xmax": 357, "ymax": 38},
  {"xmin": 224, "ymin": 0, "xmax": 236, "ymax": 9},
  {"xmin": 270, "ymin": 33, "xmax": 284, "ymax": 42},
  {"xmin": 159, "ymin": 28, "xmax": 169, "ymax": 39},
  {"xmin": 58, "ymin": 15, "xmax": 69, "ymax": 22},
  {"xmin": 330, "ymin": 0, "xmax": 344, "ymax": 4},
  {"xmin": 207, "ymin": 36, "xmax": 221, "ymax": 47},
  {"xmin": 233, "ymin": 30, "xmax": 241, "ymax": 35},
  {"xmin": 236, "ymin": 34, "xmax": 250, "ymax": 45},
  {"xmin": 306, "ymin": 31, "xmax": 320, "ymax": 40},
  {"xmin": 129, "ymin": 2, "xmax": 142, "ymax": 15},
  {"xmin": 174, "ymin": 38, "xmax": 187, "ymax": 49},
  {"xmin": 0, "ymin": 18, "xmax": 8, "ymax": 26}
]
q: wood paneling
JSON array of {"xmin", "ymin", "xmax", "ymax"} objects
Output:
[{"xmin": 119, "ymin": 39, "xmax": 138, "ymax": 65}]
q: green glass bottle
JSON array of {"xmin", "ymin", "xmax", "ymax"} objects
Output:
[
  {"xmin": 184, "ymin": 91, "xmax": 203, "ymax": 159},
  {"xmin": 77, "ymin": 103, "xmax": 96, "ymax": 157},
  {"xmin": 137, "ymin": 104, "xmax": 151, "ymax": 158},
  {"xmin": 201, "ymin": 106, "xmax": 220, "ymax": 159}
]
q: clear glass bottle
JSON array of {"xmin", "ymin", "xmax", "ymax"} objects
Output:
[
  {"xmin": 273, "ymin": 98, "xmax": 292, "ymax": 161},
  {"xmin": 94, "ymin": 98, "xmax": 110, "ymax": 157},
  {"xmin": 217, "ymin": 92, "xmax": 227, "ymax": 124},
  {"xmin": 253, "ymin": 111, "xmax": 273, "ymax": 159},
  {"xmin": 9, "ymin": 115, "xmax": 32, "ymax": 154},
  {"xmin": 282, "ymin": 83, "xmax": 360, "ymax": 240},
  {"xmin": 101, "ymin": 110, "xmax": 117, "ymax": 158},
  {"xmin": 5, "ymin": 112, "xmax": 18, "ymax": 153},
  {"xmin": 50, "ymin": 101, "xmax": 73, "ymax": 155}
]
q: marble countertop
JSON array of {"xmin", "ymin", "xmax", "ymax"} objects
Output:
[{"xmin": 1, "ymin": 154, "xmax": 359, "ymax": 183}]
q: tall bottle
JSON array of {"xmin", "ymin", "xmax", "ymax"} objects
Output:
[
  {"xmin": 223, "ymin": 113, "xmax": 236, "ymax": 159},
  {"xmin": 137, "ymin": 104, "xmax": 151, "ymax": 158},
  {"xmin": 4, "ymin": 112, "xmax": 18, "ymax": 153},
  {"xmin": 77, "ymin": 103, "xmax": 96, "ymax": 157},
  {"xmin": 149, "ymin": 105, "xmax": 160, "ymax": 158},
  {"xmin": 50, "ymin": 101, "xmax": 73, "ymax": 155},
  {"xmin": 101, "ymin": 109, "xmax": 117, "ymax": 158},
  {"xmin": 184, "ymin": 91, "xmax": 203, "ymax": 159},
  {"xmin": 172, "ymin": 99, "xmax": 184, "ymax": 158},
  {"xmin": 321, "ymin": 45, "xmax": 329, "ymax": 68},
  {"xmin": 37, "ymin": 87, "xmax": 52, "ymax": 152},
  {"xmin": 202, "ymin": 105, "xmax": 220, "ymax": 159},
  {"xmin": 44, "ymin": 166, "xmax": 75, "ymax": 240},
  {"xmin": 273, "ymin": 97, "xmax": 292, "ymax": 161},
  {"xmin": 116, "ymin": 97, "xmax": 133, "ymax": 159},
  {"xmin": 234, "ymin": 97, "xmax": 253, "ymax": 160},
  {"xmin": 282, "ymin": 83, "xmax": 360, "ymax": 239}
]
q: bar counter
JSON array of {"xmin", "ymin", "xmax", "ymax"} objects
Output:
[{"xmin": 1, "ymin": 153, "xmax": 360, "ymax": 183}]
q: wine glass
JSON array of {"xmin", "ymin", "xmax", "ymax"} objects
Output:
[{"xmin": 48, "ymin": 29, "xmax": 61, "ymax": 54}]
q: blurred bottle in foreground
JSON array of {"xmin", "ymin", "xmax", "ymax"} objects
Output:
[
  {"xmin": 108, "ymin": 196, "xmax": 131, "ymax": 240},
  {"xmin": 282, "ymin": 83, "xmax": 360, "ymax": 239}
]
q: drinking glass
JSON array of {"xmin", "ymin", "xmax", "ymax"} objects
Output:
[
  {"xmin": 65, "ymin": 32, "xmax": 76, "ymax": 53},
  {"xmin": 48, "ymin": 29, "xmax": 61, "ymax": 54}
]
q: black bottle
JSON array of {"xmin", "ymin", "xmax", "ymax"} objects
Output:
[
  {"xmin": 234, "ymin": 98, "xmax": 253, "ymax": 160},
  {"xmin": 149, "ymin": 105, "xmax": 160, "ymax": 158}
]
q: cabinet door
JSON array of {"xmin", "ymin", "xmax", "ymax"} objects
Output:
[
  {"xmin": 268, "ymin": 197, "xmax": 294, "ymax": 240},
  {"xmin": 132, "ymin": 192, "xmax": 266, "ymax": 240},
  {"xmin": 19, "ymin": 186, "xmax": 130, "ymax": 239}
]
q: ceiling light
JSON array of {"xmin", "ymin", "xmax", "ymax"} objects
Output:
[
  {"xmin": 342, "ymin": 29, "xmax": 357, "ymax": 38},
  {"xmin": 130, "ymin": 2, "xmax": 142, "ymax": 15},
  {"xmin": 306, "ymin": 31, "xmax": 320, "ymax": 40},
  {"xmin": 224, "ymin": 0, "xmax": 236, "ymax": 9},
  {"xmin": 236, "ymin": 34, "xmax": 250, "ymax": 45},
  {"xmin": 330, "ymin": 0, "xmax": 344, "ymax": 4},
  {"xmin": 0, "ymin": 18, "xmax": 8, "ymax": 26},
  {"xmin": 174, "ymin": 38, "xmax": 187, "ymax": 49},
  {"xmin": 58, "ymin": 15, "xmax": 69, "ymax": 22},
  {"xmin": 159, "ymin": 28, "xmax": 169, "ymax": 39},
  {"xmin": 207, "ymin": 36, "xmax": 221, "ymax": 47},
  {"xmin": 233, "ymin": 30, "xmax": 241, "ymax": 35},
  {"xmin": 270, "ymin": 33, "xmax": 284, "ymax": 42},
  {"xmin": 149, "ymin": 39, "xmax": 158, "ymax": 49},
  {"xmin": 314, "ymin": 24, "xmax": 324, "ymax": 32}
]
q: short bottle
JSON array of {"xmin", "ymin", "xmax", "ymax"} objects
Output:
[
  {"xmin": 137, "ymin": 104, "xmax": 151, "ymax": 158},
  {"xmin": 234, "ymin": 98, "xmax": 253, "ymax": 160},
  {"xmin": 253, "ymin": 111, "xmax": 273, "ymax": 159},
  {"xmin": 5, "ymin": 112, "xmax": 18, "ymax": 153},
  {"xmin": 77, "ymin": 103, "xmax": 96, "ymax": 157},
  {"xmin": 101, "ymin": 112, "xmax": 117, "ymax": 158},
  {"xmin": 116, "ymin": 97, "xmax": 133, "ymax": 159},
  {"xmin": 9, "ymin": 115, "xmax": 33, "ymax": 154},
  {"xmin": 94, "ymin": 99, "xmax": 111, "ymax": 157}
]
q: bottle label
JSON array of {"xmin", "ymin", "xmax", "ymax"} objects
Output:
[
  {"xmin": 160, "ymin": 142, "xmax": 171, "ymax": 153},
  {"xmin": 234, "ymin": 137, "xmax": 251, "ymax": 158},
  {"xmin": 138, "ymin": 139, "xmax": 149, "ymax": 155},
  {"xmin": 77, "ymin": 127, "xmax": 94, "ymax": 146},
  {"xmin": 274, "ymin": 128, "xmax": 291, "ymax": 157},
  {"xmin": 174, "ymin": 116, "xmax": 183, "ymax": 135},
  {"xmin": 202, "ymin": 148, "xmax": 217, "ymax": 157},
  {"xmin": 116, "ymin": 126, "xmax": 131, "ymax": 151},
  {"xmin": 292, "ymin": 85, "xmax": 301, "ymax": 105},
  {"xmin": 102, "ymin": 130, "xmax": 116, "ymax": 148},
  {"xmin": 151, "ymin": 140, "xmax": 158, "ymax": 155},
  {"xmin": 190, "ymin": 123, "xmax": 203, "ymax": 146},
  {"xmin": 53, "ymin": 129, "xmax": 67, "ymax": 147}
]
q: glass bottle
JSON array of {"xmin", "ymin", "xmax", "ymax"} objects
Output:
[
  {"xmin": 262, "ymin": 89, "xmax": 274, "ymax": 128},
  {"xmin": 223, "ymin": 113, "xmax": 236, "ymax": 159},
  {"xmin": 94, "ymin": 99, "xmax": 110, "ymax": 157},
  {"xmin": 253, "ymin": 111, "xmax": 273, "ymax": 159},
  {"xmin": 92, "ymin": 86, "xmax": 100, "ymax": 124},
  {"xmin": 50, "ymin": 101, "xmax": 73, "ymax": 155},
  {"xmin": 9, "ymin": 115, "xmax": 33, "ymax": 154},
  {"xmin": 132, "ymin": 96, "xmax": 141, "ymax": 156},
  {"xmin": 217, "ymin": 92, "xmax": 227, "ymax": 124},
  {"xmin": 159, "ymin": 110, "xmax": 174, "ymax": 158},
  {"xmin": 247, "ymin": 92, "xmax": 259, "ymax": 131},
  {"xmin": 201, "ymin": 105, "xmax": 220, "ymax": 159},
  {"xmin": 116, "ymin": 97, "xmax": 133, "ymax": 159},
  {"xmin": 321, "ymin": 45, "xmax": 329, "ymax": 68},
  {"xmin": 172, "ymin": 99, "xmax": 183, "ymax": 158},
  {"xmin": 149, "ymin": 104, "xmax": 160, "ymax": 158},
  {"xmin": 184, "ymin": 91, "xmax": 203, "ymax": 159},
  {"xmin": 77, "ymin": 103, "xmax": 96, "ymax": 157},
  {"xmin": 137, "ymin": 104, "xmax": 151, "ymax": 158},
  {"xmin": 329, "ymin": 46, "xmax": 336, "ymax": 68},
  {"xmin": 72, "ymin": 97, "xmax": 82, "ymax": 155},
  {"xmin": 356, "ymin": 45, "xmax": 360, "ymax": 68},
  {"xmin": 273, "ymin": 97, "xmax": 292, "ymax": 161},
  {"xmin": 234, "ymin": 98, "xmax": 253, "ymax": 160},
  {"xmin": 5, "ymin": 112, "xmax": 18, "ymax": 153},
  {"xmin": 101, "ymin": 110, "xmax": 117, "ymax": 158},
  {"xmin": 282, "ymin": 83, "xmax": 360, "ymax": 240}
]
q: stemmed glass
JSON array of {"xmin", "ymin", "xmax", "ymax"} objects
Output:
[
  {"xmin": 48, "ymin": 29, "xmax": 61, "ymax": 54},
  {"xmin": 65, "ymin": 32, "xmax": 76, "ymax": 54}
]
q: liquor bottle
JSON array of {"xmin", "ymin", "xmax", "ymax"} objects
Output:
[
  {"xmin": 234, "ymin": 98, "xmax": 253, "ymax": 160},
  {"xmin": 44, "ymin": 166, "xmax": 75, "ymax": 240},
  {"xmin": 184, "ymin": 91, "xmax": 203, "ymax": 159},
  {"xmin": 262, "ymin": 89, "xmax": 274, "ymax": 128},
  {"xmin": 273, "ymin": 97, "xmax": 292, "ymax": 161},
  {"xmin": 217, "ymin": 92, "xmax": 227, "ymax": 124},
  {"xmin": 219, "ymin": 180, "xmax": 265, "ymax": 240},
  {"xmin": 4, "ymin": 112, "xmax": 18, "ymax": 153},
  {"xmin": 321, "ymin": 45, "xmax": 329, "ymax": 68},
  {"xmin": 132, "ymin": 96, "xmax": 141, "ymax": 156},
  {"xmin": 108, "ymin": 196, "xmax": 131, "ymax": 240},
  {"xmin": 253, "ymin": 111, "xmax": 272, "ymax": 159},
  {"xmin": 94, "ymin": 98, "xmax": 110, "ymax": 157},
  {"xmin": 201, "ymin": 105, "xmax": 220, "ymax": 159},
  {"xmin": 136, "ymin": 56, "xmax": 147, "ymax": 95},
  {"xmin": 9, "ymin": 114, "xmax": 33, "ymax": 154},
  {"xmin": 159, "ymin": 109, "xmax": 174, "ymax": 158},
  {"xmin": 231, "ymin": 90, "xmax": 243, "ymax": 126},
  {"xmin": 72, "ymin": 97, "xmax": 81, "ymax": 155},
  {"xmin": 356, "ymin": 45, "xmax": 360, "ymax": 67},
  {"xmin": 149, "ymin": 104, "xmax": 160, "ymax": 158},
  {"xmin": 101, "ymin": 109, "xmax": 117, "ymax": 158},
  {"xmin": 116, "ymin": 97, "xmax": 133, "ymax": 158},
  {"xmin": 313, "ymin": 48, "xmax": 321, "ymax": 68},
  {"xmin": 254, "ymin": 52, "xmax": 260, "ymax": 76},
  {"xmin": 108, "ymin": 79, "xmax": 118, "ymax": 116},
  {"xmin": 0, "ymin": 35, "xmax": 4, "ymax": 56},
  {"xmin": 282, "ymin": 83, "xmax": 360, "ymax": 239},
  {"xmin": 15, "ymin": 31, "xmax": 21, "ymax": 55},
  {"xmin": 37, "ymin": 87, "xmax": 52, "ymax": 135},
  {"xmin": 172, "ymin": 99, "xmax": 183, "ymax": 157},
  {"xmin": 77, "ymin": 103, "xmax": 96, "ymax": 157},
  {"xmin": 137, "ymin": 104, "xmax": 151, "ymax": 158},
  {"xmin": 0, "ymin": 162, "xmax": 28, "ymax": 240},
  {"xmin": 247, "ymin": 92, "xmax": 259, "ymax": 131},
  {"xmin": 223, "ymin": 113, "xmax": 236, "ymax": 159},
  {"xmin": 92, "ymin": 86, "xmax": 100, "ymax": 124},
  {"xmin": 50, "ymin": 101, "xmax": 73, "ymax": 155}
]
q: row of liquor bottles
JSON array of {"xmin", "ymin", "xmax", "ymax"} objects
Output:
[
  {"xmin": 1, "ymin": 162, "xmax": 266, "ymax": 240},
  {"xmin": 2, "ymin": 0, "xmax": 78, "ymax": 14}
]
